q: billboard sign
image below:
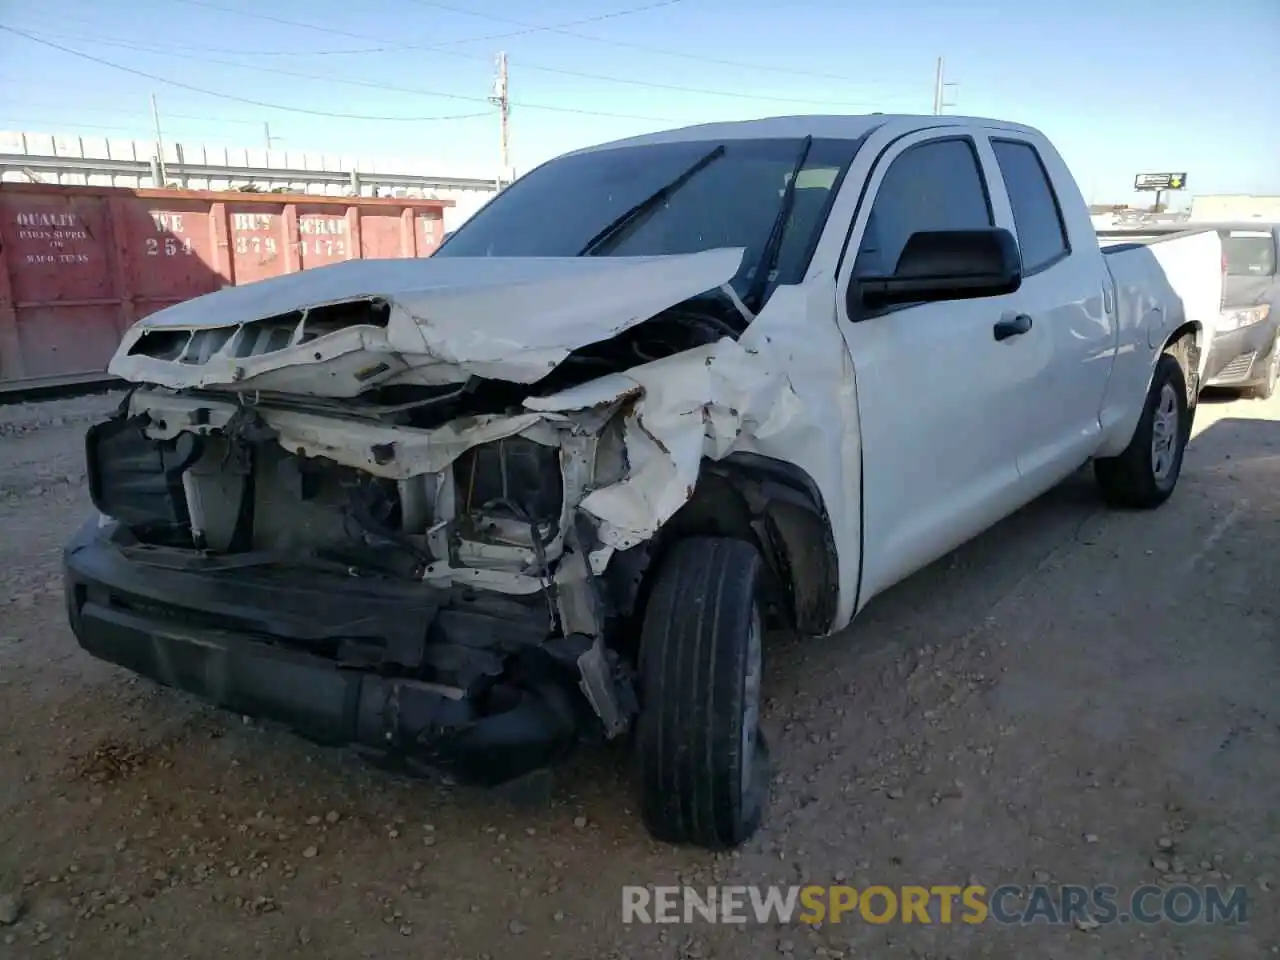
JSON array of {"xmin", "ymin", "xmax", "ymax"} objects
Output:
[{"xmin": 1134, "ymin": 173, "xmax": 1187, "ymax": 191}]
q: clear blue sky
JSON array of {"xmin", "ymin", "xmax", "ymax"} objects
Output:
[{"xmin": 1, "ymin": 0, "xmax": 1276, "ymax": 205}]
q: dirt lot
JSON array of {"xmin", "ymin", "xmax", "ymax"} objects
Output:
[{"xmin": 0, "ymin": 387, "xmax": 1276, "ymax": 960}]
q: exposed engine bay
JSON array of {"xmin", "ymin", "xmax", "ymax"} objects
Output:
[
  {"xmin": 87, "ymin": 281, "xmax": 765, "ymax": 744},
  {"xmin": 102, "ymin": 283, "xmax": 751, "ymax": 582}
]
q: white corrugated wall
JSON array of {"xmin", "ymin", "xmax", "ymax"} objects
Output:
[{"xmin": 1189, "ymin": 195, "xmax": 1280, "ymax": 222}]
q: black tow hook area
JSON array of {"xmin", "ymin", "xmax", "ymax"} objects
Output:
[
  {"xmin": 70, "ymin": 598, "xmax": 581, "ymax": 789},
  {"xmin": 355, "ymin": 674, "xmax": 582, "ymax": 786}
]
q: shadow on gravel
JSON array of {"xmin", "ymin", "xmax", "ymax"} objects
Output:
[{"xmin": 1191, "ymin": 415, "xmax": 1280, "ymax": 469}]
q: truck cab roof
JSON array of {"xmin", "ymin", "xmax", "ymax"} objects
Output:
[{"xmin": 565, "ymin": 114, "xmax": 1046, "ymax": 156}]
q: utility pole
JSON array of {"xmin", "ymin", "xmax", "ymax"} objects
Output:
[
  {"xmin": 263, "ymin": 121, "xmax": 283, "ymax": 151},
  {"xmin": 150, "ymin": 92, "xmax": 168, "ymax": 185},
  {"xmin": 489, "ymin": 52, "xmax": 510, "ymax": 182},
  {"xmin": 932, "ymin": 57, "xmax": 960, "ymax": 115}
]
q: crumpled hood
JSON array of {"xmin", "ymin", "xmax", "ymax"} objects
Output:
[{"xmin": 109, "ymin": 248, "xmax": 746, "ymax": 396}]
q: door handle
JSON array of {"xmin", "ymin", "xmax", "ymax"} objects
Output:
[{"xmin": 993, "ymin": 313, "xmax": 1033, "ymax": 341}]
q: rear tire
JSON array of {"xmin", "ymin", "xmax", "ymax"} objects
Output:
[
  {"xmin": 636, "ymin": 537, "xmax": 770, "ymax": 850},
  {"xmin": 1094, "ymin": 351, "xmax": 1189, "ymax": 509}
]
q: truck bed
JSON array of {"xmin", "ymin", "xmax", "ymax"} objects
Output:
[
  {"xmin": 1097, "ymin": 224, "xmax": 1199, "ymax": 248},
  {"xmin": 1100, "ymin": 227, "xmax": 1223, "ymax": 385}
]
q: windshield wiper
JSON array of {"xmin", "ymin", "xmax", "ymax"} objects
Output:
[
  {"xmin": 743, "ymin": 135, "xmax": 813, "ymax": 313},
  {"xmin": 578, "ymin": 144, "xmax": 726, "ymax": 256}
]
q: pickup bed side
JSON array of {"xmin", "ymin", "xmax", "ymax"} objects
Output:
[
  {"xmin": 1095, "ymin": 228, "xmax": 1223, "ymax": 457},
  {"xmin": 1101, "ymin": 223, "xmax": 1279, "ymax": 398}
]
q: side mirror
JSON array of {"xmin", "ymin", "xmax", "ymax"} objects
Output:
[{"xmin": 851, "ymin": 227, "xmax": 1022, "ymax": 312}]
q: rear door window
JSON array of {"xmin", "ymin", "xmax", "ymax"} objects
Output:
[{"xmin": 990, "ymin": 139, "xmax": 1070, "ymax": 273}]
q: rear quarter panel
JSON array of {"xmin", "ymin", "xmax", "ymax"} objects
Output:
[{"xmin": 1094, "ymin": 228, "xmax": 1223, "ymax": 457}]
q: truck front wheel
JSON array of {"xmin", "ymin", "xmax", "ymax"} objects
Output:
[
  {"xmin": 1094, "ymin": 351, "xmax": 1190, "ymax": 508},
  {"xmin": 635, "ymin": 536, "xmax": 770, "ymax": 849}
]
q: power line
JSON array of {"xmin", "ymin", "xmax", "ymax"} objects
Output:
[
  {"xmin": 0, "ymin": 116, "xmax": 168, "ymax": 135},
  {"xmin": 408, "ymin": 0, "xmax": 903, "ymax": 84},
  {"xmin": 0, "ymin": 98, "xmax": 267, "ymax": 126},
  {"xmin": 0, "ymin": 27, "xmax": 492, "ymax": 122},
  {"xmin": 175, "ymin": 0, "xmax": 910, "ymax": 91},
  {"xmin": 31, "ymin": 24, "xmax": 905, "ymax": 109},
  {"xmin": 169, "ymin": 0, "xmax": 685, "ymax": 54},
  {"xmin": 1, "ymin": 26, "xmax": 677, "ymax": 123}
]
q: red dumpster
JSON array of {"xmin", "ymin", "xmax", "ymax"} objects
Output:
[{"xmin": 0, "ymin": 183, "xmax": 452, "ymax": 394}]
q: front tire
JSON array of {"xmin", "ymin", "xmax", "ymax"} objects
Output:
[
  {"xmin": 1094, "ymin": 351, "xmax": 1189, "ymax": 509},
  {"xmin": 636, "ymin": 537, "xmax": 770, "ymax": 849}
]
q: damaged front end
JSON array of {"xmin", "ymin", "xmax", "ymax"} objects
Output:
[{"xmin": 65, "ymin": 248, "xmax": 778, "ymax": 786}]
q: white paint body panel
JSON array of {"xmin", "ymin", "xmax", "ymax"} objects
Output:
[
  {"xmin": 816, "ymin": 118, "xmax": 1221, "ymax": 615},
  {"xmin": 1098, "ymin": 229, "xmax": 1224, "ymax": 394},
  {"xmin": 1100, "ymin": 232, "xmax": 1224, "ymax": 451},
  {"xmin": 107, "ymin": 114, "xmax": 1225, "ymax": 635}
]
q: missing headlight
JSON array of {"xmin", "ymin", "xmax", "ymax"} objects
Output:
[
  {"xmin": 85, "ymin": 416, "xmax": 203, "ymax": 544},
  {"xmin": 454, "ymin": 437, "xmax": 563, "ymax": 525}
]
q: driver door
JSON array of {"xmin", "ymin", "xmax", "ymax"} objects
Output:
[{"xmin": 835, "ymin": 129, "xmax": 1034, "ymax": 603}]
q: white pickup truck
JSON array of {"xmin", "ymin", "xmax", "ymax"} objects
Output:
[{"xmin": 66, "ymin": 114, "xmax": 1223, "ymax": 850}]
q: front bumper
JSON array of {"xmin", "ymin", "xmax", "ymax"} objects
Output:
[
  {"xmin": 63, "ymin": 518, "xmax": 583, "ymax": 786},
  {"xmin": 1204, "ymin": 318, "xmax": 1279, "ymax": 388}
]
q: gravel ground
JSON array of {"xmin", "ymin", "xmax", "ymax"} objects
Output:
[{"xmin": 0, "ymin": 388, "xmax": 1277, "ymax": 960}]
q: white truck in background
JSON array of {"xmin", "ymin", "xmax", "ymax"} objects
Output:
[{"xmin": 67, "ymin": 114, "xmax": 1223, "ymax": 850}]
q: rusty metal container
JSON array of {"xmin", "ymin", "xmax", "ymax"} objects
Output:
[{"xmin": 0, "ymin": 183, "xmax": 452, "ymax": 393}]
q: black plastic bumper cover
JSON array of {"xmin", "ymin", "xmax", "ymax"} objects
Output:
[
  {"xmin": 1204, "ymin": 316, "xmax": 1279, "ymax": 386},
  {"xmin": 63, "ymin": 518, "xmax": 579, "ymax": 787}
]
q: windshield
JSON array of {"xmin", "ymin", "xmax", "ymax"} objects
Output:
[
  {"xmin": 1220, "ymin": 230, "xmax": 1277, "ymax": 276},
  {"xmin": 436, "ymin": 136, "xmax": 864, "ymax": 304}
]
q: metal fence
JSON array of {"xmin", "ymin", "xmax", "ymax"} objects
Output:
[{"xmin": 1, "ymin": 129, "xmax": 507, "ymax": 231}]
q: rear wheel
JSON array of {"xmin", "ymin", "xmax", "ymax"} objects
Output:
[
  {"xmin": 635, "ymin": 537, "xmax": 770, "ymax": 849},
  {"xmin": 1094, "ymin": 351, "xmax": 1189, "ymax": 509}
]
